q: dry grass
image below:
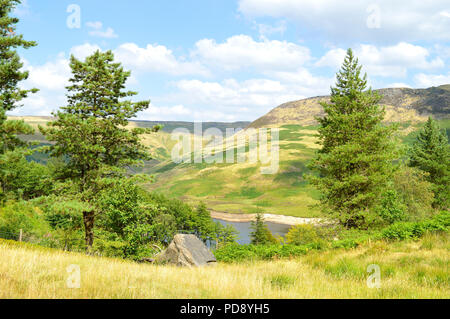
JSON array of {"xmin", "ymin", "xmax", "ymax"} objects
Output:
[{"xmin": 1, "ymin": 234, "xmax": 448, "ymax": 299}]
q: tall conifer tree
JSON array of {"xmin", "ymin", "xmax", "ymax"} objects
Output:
[
  {"xmin": 409, "ymin": 117, "xmax": 449, "ymax": 209},
  {"xmin": 0, "ymin": 0, "xmax": 37, "ymax": 196},
  {"xmin": 40, "ymin": 50, "xmax": 159, "ymax": 249},
  {"xmin": 309, "ymin": 49, "xmax": 399, "ymax": 228}
]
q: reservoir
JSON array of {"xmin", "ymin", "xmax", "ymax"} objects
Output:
[{"xmin": 213, "ymin": 218, "xmax": 293, "ymax": 245}]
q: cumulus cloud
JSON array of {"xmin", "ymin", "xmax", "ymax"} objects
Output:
[
  {"xmin": 238, "ymin": 0, "xmax": 450, "ymax": 42},
  {"xmin": 137, "ymin": 104, "xmax": 191, "ymax": 120},
  {"xmin": 171, "ymin": 78, "xmax": 309, "ymax": 113},
  {"xmin": 23, "ymin": 54, "xmax": 71, "ymax": 91},
  {"xmin": 414, "ymin": 73, "xmax": 450, "ymax": 87},
  {"xmin": 192, "ymin": 35, "xmax": 311, "ymax": 71},
  {"xmin": 114, "ymin": 43, "xmax": 210, "ymax": 77},
  {"xmin": 70, "ymin": 43, "xmax": 102, "ymax": 60},
  {"xmin": 317, "ymin": 43, "xmax": 444, "ymax": 78}
]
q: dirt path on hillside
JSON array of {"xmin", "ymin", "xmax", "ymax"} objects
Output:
[{"xmin": 210, "ymin": 210, "xmax": 325, "ymax": 226}]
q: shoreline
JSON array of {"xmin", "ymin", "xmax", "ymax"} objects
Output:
[{"xmin": 210, "ymin": 210, "xmax": 324, "ymax": 226}]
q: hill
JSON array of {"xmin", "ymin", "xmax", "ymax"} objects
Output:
[
  {"xmin": 10, "ymin": 85, "xmax": 450, "ymax": 218},
  {"xmin": 0, "ymin": 232, "xmax": 448, "ymax": 298},
  {"xmin": 249, "ymin": 85, "xmax": 450, "ymax": 128},
  {"xmin": 145, "ymin": 85, "xmax": 450, "ymax": 217},
  {"xmin": 9, "ymin": 116, "xmax": 249, "ymax": 163}
]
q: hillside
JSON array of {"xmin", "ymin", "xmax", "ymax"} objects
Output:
[
  {"xmin": 9, "ymin": 116, "xmax": 249, "ymax": 163},
  {"xmin": 1, "ymin": 233, "xmax": 448, "ymax": 298},
  {"xmin": 249, "ymin": 85, "xmax": 450, "ymax": 128},
  {"xmin": 10, "ymin": 85, "xmax": 450, "ymax": 218},
  {"xmin": 146, "ymin": 85, "xmax": 450, "ymax": 217}
]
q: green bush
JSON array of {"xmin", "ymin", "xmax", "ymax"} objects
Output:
[
  {"xmin": 285, "ymin": 224, "xmax": 319, "ymax": 245},
  {"xmin": 375, "ymin": 189, "xmax": 406, "ymax": 225},
  {"xmin": 214, "ymin": 243, "xmax": 309, "ymax": 263},
  {"xmin": 0, "ymin": 201, "xmax": 51, "ymax": 239},
  {"xmin": 381, "ymin": 211, "xmax": 449, "ymax": 240}
]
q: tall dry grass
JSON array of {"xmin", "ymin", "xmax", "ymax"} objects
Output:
[{"xmin": 0, "ymin": 233, "xmax": 448, "ymax": 299}]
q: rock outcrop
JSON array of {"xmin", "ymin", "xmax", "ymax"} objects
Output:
[{"xmin": 155, "ymin": 234, "xmax": 216, "ymax": 267}]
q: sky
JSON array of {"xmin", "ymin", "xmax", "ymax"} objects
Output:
[{"xmin": 9, "ymin": 0, "xmax": 450, "ymax": 122}]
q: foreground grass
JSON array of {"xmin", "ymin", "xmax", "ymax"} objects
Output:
[{"xmin": 1, "ymin": 233, "xmax": 448, "ymax": 299}]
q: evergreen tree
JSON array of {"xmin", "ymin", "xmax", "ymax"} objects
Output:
[
  {"xmin": 0, "ymin": 0, "xmax": 37, "ymax": 154},
  {"xmin": 309, "ymin": 49, "xmax": 399, "ymax": 228},
  {"xmin": 409, "ymin": 117, "xmax": 449, "ymax": 209},
  {"xmin": 0, "ymin": 0, "xmax": 38, "ymax": 199},
  {"xmin": 250, "ymin": 213, "xmax": 276, "ymax": 245},
  {"xmin": 40, "ymin": 50, "xmax": 159, "ymax": 250}
]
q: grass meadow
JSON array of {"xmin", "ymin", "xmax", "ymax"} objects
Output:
[{"xmin": 1, "ymin": 232, "xmax": 448, "ymax": 299}]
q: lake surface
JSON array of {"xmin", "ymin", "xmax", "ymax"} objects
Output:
[{"xmin": 213, "ymin": 218, "xmax": 293, "ymax": 245}]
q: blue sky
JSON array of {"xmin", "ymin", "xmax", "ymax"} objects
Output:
[{"xmin": 10, "ymin": 0, "xmax": 450, "ymax": 122}]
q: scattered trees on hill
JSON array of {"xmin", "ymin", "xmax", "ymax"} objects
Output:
[
  {"xmin": 309, "ymin": 49, "xmax": 400, "ymax": 229},
  {"xmin": 409, "ymin": 117, "xmax": 449, "ymax": 209}
]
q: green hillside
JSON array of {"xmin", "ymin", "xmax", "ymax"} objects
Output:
[
  {"xmin": 11, "ymin": 85, "xmax": 450, "ymax": 218},
  {"xmin": 145, "ymin": 119, "xmax": 450, "ymax": 218}
]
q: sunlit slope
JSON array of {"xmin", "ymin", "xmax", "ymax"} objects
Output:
[
  {"xmin": 10, "ymin": 116, "xmax": 249, "ymax": 163},
  {"xmin": 146, "ymin": 124, "xmax": 323, "ymax": 217},
  {"xmin": 145, "ymin": 118, "xmax": 450, "ymax": 218},
  {"xmin": 249, "ymin": 85, "xmax": 450, "ymax": 129}
]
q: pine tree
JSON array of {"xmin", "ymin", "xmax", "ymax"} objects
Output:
[
  {"xmin": 309, "ymin": 49, "xmax": 399, "ymax": 228},
  {"xmin": 40, "ymin": 50, "xmax": 159, "ymax": 250},
  {"xmin": 409, "ymin": 117, "xmax": 449, "ymax": 209},
  {"xmin": 0, "ymin": 0, "xmax": 38, "ymax": 152},
  {"xmin": 0, "ymin": 0, "xmax": 37, "ymax": 197},
  {"xmin": 250, "ymin": 213, "xmax": 276, "ymax": 245}
]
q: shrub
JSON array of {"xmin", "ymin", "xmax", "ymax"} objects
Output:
[
  {"xmin": 381, "ymin": 211, "xmax": 449, "ymax": 240},
  {"xmin": 393, "ymin": 166, "xmax": 434, "ymax": 221},
  {"xmin": 0, "ymin": 201, "xmax": 51, "ymax": 239},
  {"xmin": 286, "ymin": 224, "xmax": 320, "ymax": 245},
  {"xmin": 375, "ymin": 189, "xmax": 406, "ymax": 225},
  {"xmin": 214, "ymin": 243, "xmax": 309, "ymax": 263}
]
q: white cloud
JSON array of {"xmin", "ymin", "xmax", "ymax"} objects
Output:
[
  {"xmin": 138, "ymin": 104, "xmax": 191, "ymax": 120},
  {"xmin": 414, "ymin": 73, "xmax": 450, "ymax": 87},
  {"xmin": 238, "ymin": 0, "xmax": 450, "ymax": 42},
  {"xmin": 270, "ymin": 68, "xmax": 334, "ymax": 97},
  {"xmin": 114, "ymin": 43, "xmax": 210, "ymax": 77},
  {"xmin": 387, "ymin": 82, "xmax": 412, "ymax": 88},
  {"xmin": 23, "ymin": 54, "xmax": 71, "ymax": 90},
  {"xmin": 70, "ymin": 43, "xmax": 102, "ymax": 60},
  {"xmin": 317, "ymin": 43, "xmax": 444, "ymax": 78},
  {"xmin": 172, "ymin": 78, "xmax": 308, "ymax": 113},
  {"xmin": 192, "ymin": 35, "xmax": 311, "ymax": 71},
  {"xmin": 86, "ymin": 21, "xmax": 118, "ymax": 39}
]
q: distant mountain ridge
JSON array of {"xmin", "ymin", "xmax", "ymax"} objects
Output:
[
  {"xmin": 8, "ymin": 116, "xmax": 251, "ymax": 135},
  {"xmin": 249, "ymin": 84, "xmax": 450, "ymax": 128}
]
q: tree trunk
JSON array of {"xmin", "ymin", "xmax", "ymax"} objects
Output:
[{"xmin": 83, "ymin": 211, "xmax": 95, "ymax": 252}]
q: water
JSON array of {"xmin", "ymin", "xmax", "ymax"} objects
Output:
[{"xmin": 213, "ymin": 218, "xmax": 292, "ymax": 245}]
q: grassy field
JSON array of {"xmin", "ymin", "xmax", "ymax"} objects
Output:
[{"xmin": 1, "ymin": 232, "xmax": 448, "ymax": 299}]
